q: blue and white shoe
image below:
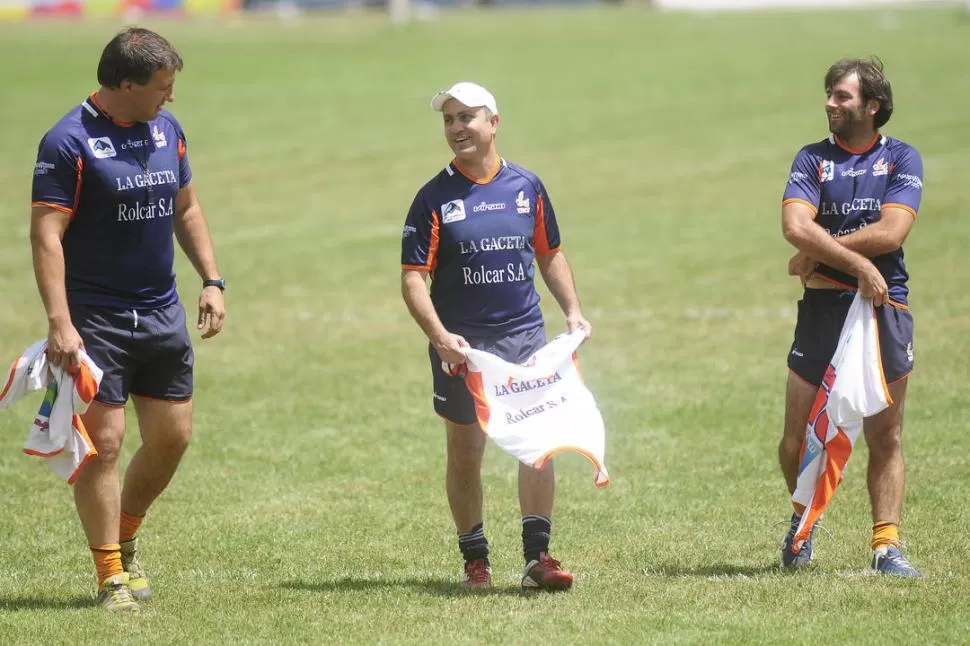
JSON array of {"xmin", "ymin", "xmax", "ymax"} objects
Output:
[
  {"xmin": 781, "ymin": 513, "xmax": 815, "ymax": 568},
  {"xmin": 872, "ymin": 546, "xmax": 922, "ymax": 578}
]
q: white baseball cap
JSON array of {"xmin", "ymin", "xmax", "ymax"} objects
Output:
[{"xmin": 430, "ymin": 82, "xmax": 499, "ymax": 114}]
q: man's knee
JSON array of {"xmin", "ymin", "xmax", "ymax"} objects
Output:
[{"xmin": 865, "ymin": 422, "xmax": 903, "ymax": 457}]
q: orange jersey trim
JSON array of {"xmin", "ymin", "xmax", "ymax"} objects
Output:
[
  {"xmin": 782, "ymin": 197, "xmax": 818, "ymax": 214},
  {"xmin": 32, "ymin": 201, "xmax": 73, "ymax": 215},
  {"xmin": 89, "ymin": 92, "xmax": 135, "ymax": 128},
  {"xmin": 834, "ymin": 133, "xmax": 880, "ymax": 155},
  {"xmin": 882, "ymin": 202, "xmax": 917, "ymax": 220},
  {"xmin": 178, "ymin": 138, "xmax": 186, "ymax": 161},
  {"xmin": 533, "ymin": 194, "xmax": 558, "ymax": 256},
  {"xmin": 809, "ymin": 274, "xmax": 910, "ymax": 311},
  {"xmin": 452, "ymin": 158, "xmax": 501, "ymax": 185}
]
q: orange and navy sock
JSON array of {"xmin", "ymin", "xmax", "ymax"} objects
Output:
[
  {"xmin": 91, "ymin": 544, "xmax": 123, "ymax": 584},
  {"xmin": 119, "ymin": 512, "xmax": 145, "ymax": 543},
  {"xmin": 872, "ymin": 521, "xmax": 901, "ymax": 552}
]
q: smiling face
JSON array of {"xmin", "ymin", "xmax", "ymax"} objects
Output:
[
  {"xmin": 825, "ymin": 72, "xmax": 878, "ymax": 141},
  {"xmin": 441, "ymin": 98, "xmax": 499, "ymax": 165},
  {"xmin": 122, "ymin": 67, "xmax": 177, "ymax": 123}
]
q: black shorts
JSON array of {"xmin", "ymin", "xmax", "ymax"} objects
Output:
[
  {"xmin": 788, "ymin": 289, "xmax": 914, "ymax": 387},
  {"xmin": 69, "ymin": 302, "xmax": 195, "ymax": 405},
  {"xmin": 429, "ymin": 326, "xmax": 547, "ymax": 426}
]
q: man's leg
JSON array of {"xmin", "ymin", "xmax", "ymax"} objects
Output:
[
  {"xmin": 779, "ymin": 370, "xmax": 822, "ymax": 568},
  {"xmin": 117, "ymin": 396, "xmax": 192, "ymax": 599},
  {"xmin": 779, "ymin": 371, "xmax": 820, "ymax": 495},
  {"xmin": 74, "ymin": 401, "xmax": 140, "ymax": 611},
  {"xmin": 123, "ymin": 397, "xmax": 192, "ymax": 516},
  {"xmin": 865, "ymin": 378, "xmax": 920, "ymax": 576},
  {"xmin": 518, "ymin": 460, "xmax": 572, "ymax": 591},
  {"xmin": 445, "ymin": 420, "xmax": 491, "ymax": 587}
]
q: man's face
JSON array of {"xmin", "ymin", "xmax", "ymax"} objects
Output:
[
  {"xmin": 825, "ymin": 72, "xmax": 876, "ymax": 139},
  {"xmin": 441, "ymin": 99, "xmax": 499, "ymax": 163},
  {"xmin": 123, "ymin": 67, "xmax": 177, "ymax": 122}
]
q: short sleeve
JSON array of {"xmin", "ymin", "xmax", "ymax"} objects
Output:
[
  {"xmin": 884, "ymin": 146, "xmax": 922, "ymax": 217},
  {"xmin": 31, "ymin": 131, "xmax": 83, "ymax": 215},
  {"xmin": 782, "ymin": 147, "xmax": 821, "ymax": 213},
  {"xmin": 174, "ymin": 122, "xmax": 192, "ymax": 188},
  {"xmin": 533, "ymin": 181, "xmax": 561, "ymax": 256},
  {"xmin": 401, "ymin": 189, "xmax": 439, "ymax": 271}
]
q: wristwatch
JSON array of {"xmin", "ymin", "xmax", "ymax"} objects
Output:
[{"xmin": 203, "ymin": 278, "xmax": 226, "ymax": 291}]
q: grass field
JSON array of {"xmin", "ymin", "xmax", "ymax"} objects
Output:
[{"xmin": 1, "ymin": 5, "xmax": 969, "ymax": 644}]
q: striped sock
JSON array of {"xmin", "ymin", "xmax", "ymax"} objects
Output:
[
  {"xmin": 458, "ymin": 522, "xmax": 489, "ymax": 565},
  {"xmin": 91, "ymin": 544, "xmax": 123, "ymax": 584},
  {"xmin": 119, "ymin": 512, "xmax": 144, "ymax": 543},
  {"xmin": 522, "ymin": 514, "xmax": 552, "ymax": 563},
  {"xmin": 872, "ymin": 521, "xmax": 900, "ymax": 552}
]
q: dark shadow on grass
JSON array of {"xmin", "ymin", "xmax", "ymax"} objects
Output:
[
  {"xmin": 282, "ymin": 577, "xmax": 526, "ymax": 597},
  {"xmin": 644, "ymin": 562, "xmax": 784, "ymax": 578},
  {"xmin": 0, "ymin": 595, "xmax": 93, "ymax": 611}
]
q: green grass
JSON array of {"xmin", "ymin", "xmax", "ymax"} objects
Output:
[{"xmin": 1, "ymin": 5, "xmax": 969, "ymax": 644}]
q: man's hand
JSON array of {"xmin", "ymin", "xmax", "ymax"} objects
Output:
[
  {"xmin": 432, "ymin": 332, "xmax": 468, "ymax": 367},
  {"xmin": 46, "ymin": 317, "xmax": 83, "ymax": 372},
  {"xmin": 855, "ymin": 260, "xmax": 889, "ymax": 307},
  {"xmin": 788, "ymin": 252, "xmax": 818, "ymax": 284},
  {"xmin": 198, "ymin": 286, "xmax": 226, "ymax": 339},
  {"xmin": 566, "ymin": 312, "xmax": 592, "ymax": 339}
]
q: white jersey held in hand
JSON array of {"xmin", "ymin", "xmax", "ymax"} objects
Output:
[
  {"xmin": 459, "ymin": 330, "xmax": 609, "ymax": 487},
  {"xmin": 791, "ymin": 292, "xmax": 891, "ymax": 550}
]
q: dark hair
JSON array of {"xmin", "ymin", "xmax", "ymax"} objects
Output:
[
  {"xmin": 97, "ymin": 27, "xmax": 183, "ymax": 88},
  {"xmin": 825, "ymin": 57, "xmax": 894, "ymax": 129}
]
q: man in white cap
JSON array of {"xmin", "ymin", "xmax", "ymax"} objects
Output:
[{"xmin": 400, "ymin": 82, "xmax": 592, "ymax": 591}]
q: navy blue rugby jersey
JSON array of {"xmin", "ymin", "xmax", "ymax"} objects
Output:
[
  {"xmin": 32, "ymin": 94, "xmax": 192, "ymax": 309},
  {"xmin": 401, "ymin": 159, "xmax": 562, "ymax": 337},
  {"xmin": 783, "ymin": 134, "xmax": 922, "ymax": 304}
]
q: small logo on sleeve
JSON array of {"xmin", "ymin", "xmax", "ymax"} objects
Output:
[
  {"xmin": 441, "ymin": 199, "xmax": 466, "ymax": 224},
  {"xmin": 87, "ymin": 137, "xmax": 117, "ymax": 159}
]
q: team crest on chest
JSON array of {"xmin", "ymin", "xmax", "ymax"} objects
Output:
[
  {"xmin": 441, "ymin": 199, "xmax": 466, "ymax": 223},
  {"xmin": 87, "ymin": 137, "xmax": 117, "ymax": 159},
  {"xmin": 872, "ymin": 158, "xmax": 889, "ymax": 176},
  {"xmin": 818, "ymin": 160, "xmax": 834, "ymax": 183},
  {"xmin": 515, "ymin": 190, "xmax": 531, "ymax": 214},
  {"xmin": 152, "ymin": 125, "xmax": 168, "ymax": 148}
]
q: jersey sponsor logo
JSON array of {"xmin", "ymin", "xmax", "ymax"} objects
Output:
[
  {"xmin": 114, "ymin": 169, "xmax": 179, "ymax": 192},
  {"xmin": 818, "ymin": 160, "xmax": 834, "ymax": 183},
  {"xmin": 820, "ymin": 198, "xmax": 881, "ymax": 217},
  {"xmin": 516, "ymin": 190, "xmax": 531, "ymax": 214},
  {"xmin": 441, "ymin": 199, "xmax": 466, "ymax": 223},
  {"xmin": 461, "ymin": 262, "xmax": 528, "ymax": 286},
  {"xmin": 906, "ymin": 342, "xmax": 914, "ymax": 363},
  {"xmin": 152, "ymin": 125, "xmax": 168, "ymax": 148},
  {"xmin": 402, "ymin": 224, "xmax": 417, "ymax": 239},
  {"xmin": 788, "ymin": 171, "xmax": 808, "ymax": 185},
  {"xmin": 872, "ymin": 157, "xmax": 890, "ymax": 176},
  {"xmin": 87, "ymin": 137, "xmax": 117, "ymax": 158},
  {"xmin": 458, "ymin": 236, "xmax": 527, "ymax": 254},
  {"xmin": 34, "ymin": 161, "xmax": 55, "ymax": 176},
  {"xmin": 492, "ymin": 372, "xmax": 562, "ymax": 397},
  {"xmin": 842, "ymin": 168, "xmax": 866, "ymax": 178},
  {"xmin": 117, "ymin": 197, "xmax": 175, "ymax": 222},
  {"xmin": 472, "ymin": 201, "xmax": 507, "ymax": 213},
  {"xmin": 896, "ymin": 173, "xmax": 922, "ymax": 191}
]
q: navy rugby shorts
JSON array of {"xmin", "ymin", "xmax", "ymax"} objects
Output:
[
  {"xmin": 69, "ymin": 302, "xmax": 195, "ymax": 405},
  {"xmin": 788, "ymin": 289, "xmax": 914, "ymax": 387},
  {"xmin": 429, "ymin": 326, "xmax": 546, "ymax": 426}
]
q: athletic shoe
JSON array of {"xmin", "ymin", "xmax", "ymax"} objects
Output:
[
  {"xmin": 521, "ymin": 552, "xmax": 573, "ymax": 591},
  {"xmin": 872, "ymin": 546, "xmax": 922, "ymax": 578},
  {"xmin": 462, "ymin": 559, "xmax": 492, "ymax": 589},
  {"xmin": 781, "ymin": 513, "xmax": 815, "ymax": 568},
  {"xmin": 96, "ymin": 573, "xmax": 141, "ymax": 613},
  {"xmin": 120, "ymin": 538, "xmax": 151, "ymax": 601}
]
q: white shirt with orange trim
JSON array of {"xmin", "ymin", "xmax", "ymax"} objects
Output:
[
  {"xmin": 791, "ymin": 293, "xmax": 890, "ymax": 549},
  {"xmin": 0, "ymin": 340, "xmax": 102, "ymax": 484},
  {"xmin": 460, "ymin": 330, "xmax": 609, "ymax": 487}
]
